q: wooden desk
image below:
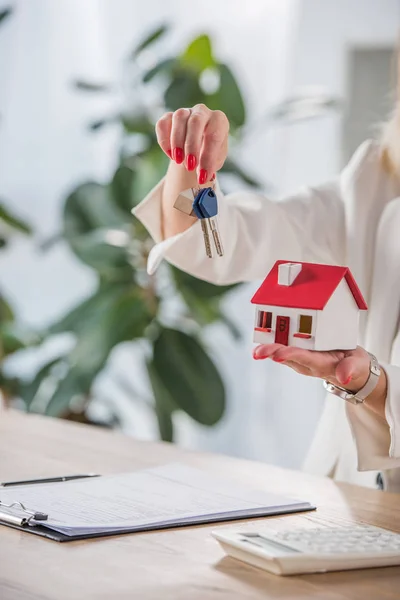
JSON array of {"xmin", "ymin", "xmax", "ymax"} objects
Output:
[{"xmin": 0, "ymin": 410, "xmax": 399, "ymax": 600}]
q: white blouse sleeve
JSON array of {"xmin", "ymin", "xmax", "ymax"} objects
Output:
[
  {"xmin": 133, "ymin": 177, "xmax": 346, "ymax": 285},
  {"xmin": 346, "ymin": 364, "xmax": 400, "ymax": 473}
]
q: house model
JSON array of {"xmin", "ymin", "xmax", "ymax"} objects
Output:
[{"xmin": 251, "ymin": 260, "xmax": 368, "ymax": 351}]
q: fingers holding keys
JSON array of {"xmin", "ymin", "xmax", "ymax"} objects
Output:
[
  {"xmin": 155, "ymin": 112, "xmax": 173, "ymax": 159},
  {"xmin": 155, "ymin": 105, "xmax": 229, "ymax": 184},
  {"xmin": 198, "ymin": 110, "xmax": 229, "ymax": 184},
  {"xmin": 184, "ymin": 105, "xmax": 208, "ymax": 173},
  {"xmin": 171, "ymin": 108, "xmax": 192, "ymax": 164}
]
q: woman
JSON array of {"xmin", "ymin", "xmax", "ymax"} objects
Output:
[{"xmin": 134, "ymin": 103, "xmax": 400, "ymax": 492}]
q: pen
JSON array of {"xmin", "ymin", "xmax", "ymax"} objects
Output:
[{"xmin": 0, "ymin": 474, "xmax": 100, "ymax": 487}]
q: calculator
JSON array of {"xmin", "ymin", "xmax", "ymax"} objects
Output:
[{"xmin": 212, "ymin": 525, "xmax": 400, "ymax": 575}]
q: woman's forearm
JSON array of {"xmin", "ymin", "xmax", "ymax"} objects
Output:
[{"xmin": 161, "ymin": 161, "xmax": 198, "ymax": 239}]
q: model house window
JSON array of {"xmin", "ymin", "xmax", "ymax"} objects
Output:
[
  {"xmin": 257, "ymin": 310, "xmax": 272, "ymax": 329},
  {"xmin": 299, "ymin": 315, "xmax": 312, "ymax": 334}
]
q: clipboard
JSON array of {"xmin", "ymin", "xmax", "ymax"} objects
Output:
[
  {"xmin": 0, "ymin": 464, "xmax": 316, "ymax": 542},
  {"xmin": 0, "ymin": 505, "xmax": 316, "ymax": 543}
]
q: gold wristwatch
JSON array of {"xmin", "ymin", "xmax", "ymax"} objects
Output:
[{"xmin": 323, "ymin": 352, "xmax": 381, "ymax": 405}]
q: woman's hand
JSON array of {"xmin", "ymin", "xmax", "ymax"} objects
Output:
[
  {"xmin": 253, "ymin": 344, "xmax": 387, "ymax": 420},
  {"xmin": 158, "ymin": 104, "xmax": 230, "ymax": 238},
  {"xmin": 156, "ymin": 104, "xmax": 229, "ymax": 185}
]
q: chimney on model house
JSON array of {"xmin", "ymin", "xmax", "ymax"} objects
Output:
[{"xmin": 278, "ymin": 262, "xmax": 302, "ymax": 286}]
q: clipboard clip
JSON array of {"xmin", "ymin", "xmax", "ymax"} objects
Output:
[{"xmin": 0, "ymin": 500, "xmax": 48, "ymax": 526}]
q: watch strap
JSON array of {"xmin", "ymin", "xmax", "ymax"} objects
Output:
[{"xmin": 323, "ymin": 352, "xmax": 381, "ymax": 405}]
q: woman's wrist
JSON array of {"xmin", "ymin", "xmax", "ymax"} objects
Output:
[
  {"xmin": 338, "ymin": 353, "xmax": 388, "ymax": 421},
  {"xmin": 161, "ymin": 161, "xmax": 198, "ymax": 239}
]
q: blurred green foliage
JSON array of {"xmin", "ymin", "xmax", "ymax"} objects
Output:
[{"xmin": 18, "ymin": 25, "xmax": 260, "ymax": 440}]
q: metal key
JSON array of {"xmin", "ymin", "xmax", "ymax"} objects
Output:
[
  {"xmin": 174, "ymin": 186, "xmax": 223, "ymax": 258},
  {"xmin": 192, "ymin": 188, "xmax": 214, "ymax": 258},
  {"xmin": 197, "ymin": 188, "xmax": 224, "ymax": 257},
  {"xmin": 200, "ymin": 219, "xmax": 213, "ymax": 258}
]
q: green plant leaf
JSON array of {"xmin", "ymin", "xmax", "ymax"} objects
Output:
[
  {"xmin": 142, "ymin": 58, "xmax": 176, "ymax": 83},
  {"xmin": 49, "ymin": 284, "xmax": 130, "ymax": 335},
  {"xmin": 18, "ymin": 358, "xmax": 64, "ymax": 409},
  {"xmin": 131, "ymin": 24, "xmax": 169, "ymax": 58},
  {"xmin": 152, "ymin": 327, "xmax": 225, "ymax": 426},
  {"xmin": 0, "ymin": 323, "xmax": 41, "ymax": 355},
  {"xmin": 39, "ymin": 232, "xmax": 63, "ymax": 252},
  {"xmin": 63, "ymin": 182, "xmax": 135, "ymax": 277},
  {"xmin": 121, "ymin": 113, "xmax": 154, "ymax": 135},
  {"xmin": 71, "ymin": 229, "xmax": 133, "ymax": 280},
  {"xmin": 171, "ymin": 267, "xmax": 240, "ymax": 330},
  {"xmin": 0, "ymin": 7, "xmax": 12, "ymax": 25},
  {"xmin": 129, "ymin": 148, "xmax": 169, "ymax": 205},
  {"xmin": 88, "ymin": 116, "xmax": 118, "ymax": 131},
  {"xmin": 44, "ymin": 287, "xmax": 153, "ymax": 416},
  {"xmin": 0, "ymin": 202, "xmax": 32, "ymax": 235},
  {"xmin": 207, "ymin": 64, "xmax": 246, "ymax": 128},
  {"xmin": 178, "ymin": 290, "xmax": 221, "ymax": 326},
  {"xmin": 0, "ymin": 294, "xmax": 14, "ymax": 323},
  {"xmin": 146, "ymin": 361, "xmax": 174, "ymax": 442},
  {"xmin": 172, "ymin": 281, "xmax": 241, "ymax": 339},
  {"xmin": 69, "ymin": 287, "xmax": 152, "ymax": 377},
  {"xmin": 74, "ymin": 80, "xmax": 111, "ymax": 92},
  {"xmin": 110, "ymin": 165, "xmax": 136, "ymax": 214},
  {"xmin": 64, "ymin": 182, "xmax": 126, "ymax": 237},
  {"xmin": 171, "ymin": 266, "xmax": 238, "ymax": 298},
  {"xmin": 45, "ymin": 367, "xmax": 88, "ymax": 417},
  {"xmin": 51, "ymin": 284, "xmax": 152, "ymax": 344},
  {"xmin": 164, "ymin": 70, "xmax": 203, "ymax": 111},
  {"xmin": 180, "ymin": 34, "xmax": 215, "ymax": 72},
  {"xmin": 221, "ymin": 157, "xmax": 262, "ymax": 188}
]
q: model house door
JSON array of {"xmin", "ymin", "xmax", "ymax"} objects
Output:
[{"xmin": 275, "ymin": 316, "xmax": 290, "ymax": 345}]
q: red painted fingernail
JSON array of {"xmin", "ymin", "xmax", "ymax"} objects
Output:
[
  {"xmin": 273, "ymin": 358, "xmax": 285, "ymax": 363},
  {"xmin": 198, "ymin": 169, "xmax": 208, "ymax": 185},
  {"xmin": 186, "ymin": 154, "xmax": 196, "ymax": 171},
  {"xmin": 253, "ymin": 350, "xmax": 266, "ymax": 360},
  {"xmin": 166, "ymin": 149, "xmax": 172, "ymax": 159},
  {"xmin": 344, "ymin": 376, "xmax": 352, "ymax": 385},
  {"xmin": 173, "ymin": 148, "xmax": 184, "ymax": 164}
]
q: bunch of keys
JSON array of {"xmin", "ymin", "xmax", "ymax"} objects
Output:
[{"xmin": 173, "ymin": 186, "xmax": 224, "ymax": 258}]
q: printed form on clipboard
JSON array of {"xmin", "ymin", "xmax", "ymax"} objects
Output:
[{"xmin": 0, "ymin": 463, "xmax": 315, "ymax": 542}]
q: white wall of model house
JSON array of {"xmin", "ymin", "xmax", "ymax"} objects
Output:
[
  {"xmin": 254, "ymin": 278, "xmax": 361, "ymax": 351},
  {"xmin": 314, "ymin": 278, "xmax": 360, "ymax": 351}
]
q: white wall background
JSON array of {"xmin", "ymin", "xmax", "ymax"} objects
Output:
[{"xmin": 0, "ymin": 0, "xmax": 399, "ymax": 470}]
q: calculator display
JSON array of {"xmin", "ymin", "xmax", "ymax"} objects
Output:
[{"xmin": 240, "ymin": 533, "xmax": 301, "ymax": 556}]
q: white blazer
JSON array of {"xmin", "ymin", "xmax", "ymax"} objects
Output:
[{"xmin": 134, "ymin": 140, "xmax": 400, "ymax": 493}]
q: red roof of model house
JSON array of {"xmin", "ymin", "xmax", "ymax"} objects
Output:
[{"xmin": 251, "ymin": 261, "xmax": 368, "ymax": 310}]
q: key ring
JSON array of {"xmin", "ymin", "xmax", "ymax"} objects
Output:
[{"xmin": 191, "ymin": 175, "xmax": 216, "ymax": 199}]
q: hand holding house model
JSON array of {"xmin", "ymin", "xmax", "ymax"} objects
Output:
[{"xmin": 251, "ymin": 261, "xmax": 368, "ymax": 351}]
